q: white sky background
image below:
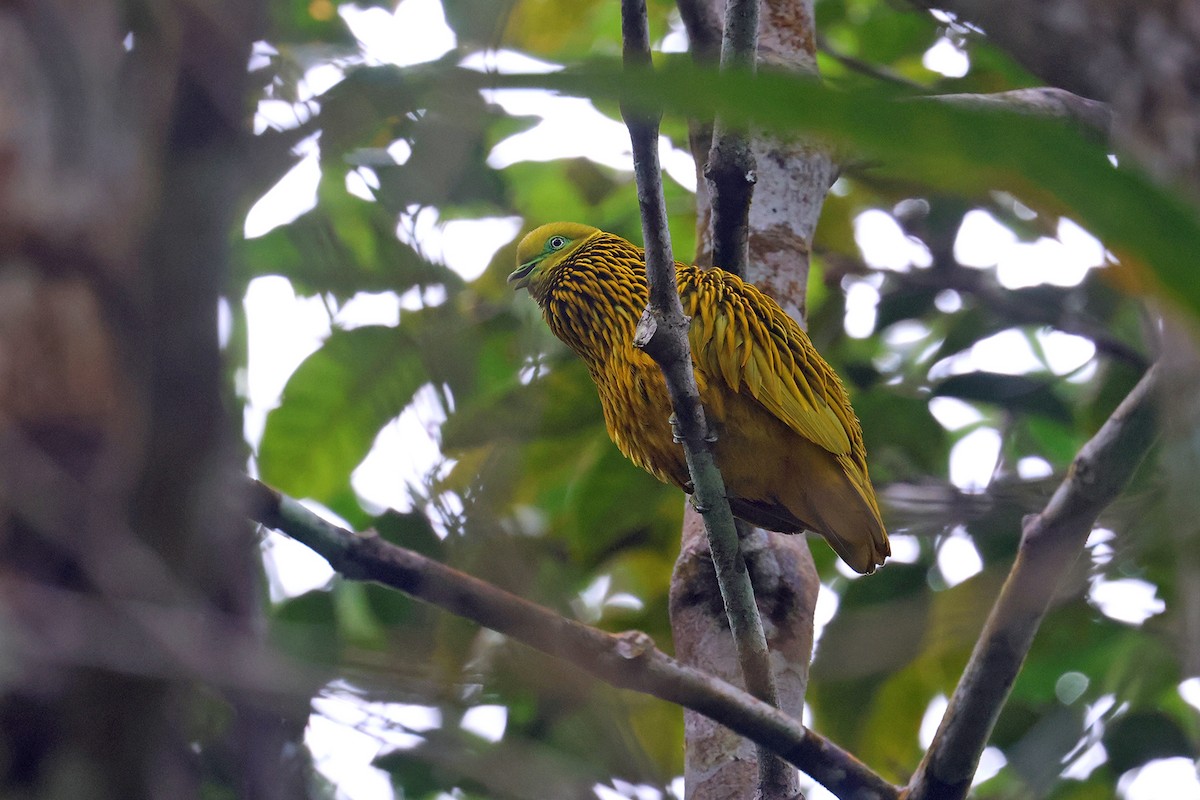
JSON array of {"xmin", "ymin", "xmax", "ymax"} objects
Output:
[{"xmin": 241, "ymin": 3, "xmax": 1195, "ymax": 799}]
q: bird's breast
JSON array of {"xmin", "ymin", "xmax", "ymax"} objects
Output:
[{"xmin": 591, "ymin": 348, "xmax": 693, "ymax": 489}]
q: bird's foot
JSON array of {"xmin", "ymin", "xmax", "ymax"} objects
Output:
[{"xmin": 668, "ymin": 413, "xmax": 683, "ymax": 443}]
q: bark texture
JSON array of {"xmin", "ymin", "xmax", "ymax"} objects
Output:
[{"xmin": 674, "ymin": 0, "xmax": 834, "ymax": 796}]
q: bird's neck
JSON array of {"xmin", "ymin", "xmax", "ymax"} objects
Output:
[{"xmin": 536, "ymin": 243, "xmax": 649, "ymax": 366}]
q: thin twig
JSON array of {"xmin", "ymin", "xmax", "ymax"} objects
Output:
[
  {"xmin": 907, "ymin": 366, "xmax": 1160, "ymax": 800},
  {"xmin": 815, "ymin": 33, "xmax": 924, "ymax": 89},
  {"xmin": 244, "ymin": 477, "xmax": 897, "ymax": 799}
]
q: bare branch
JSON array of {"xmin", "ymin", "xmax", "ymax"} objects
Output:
[
  {"xmin": 676, "ymin": 0, "xmax": 723, "ymax": 64},
  {"xmin": 907, "ymin": 366, "xmax": 1160, "ymax": 800},
  {"xmin": 704, "ymin": 0, "xmax": 760, "ymax": 277},
  {"xmin": 245, "ymin": 477, "xmax": 898, "ymax": 800}
]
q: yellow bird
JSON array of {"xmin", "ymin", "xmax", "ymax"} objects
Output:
[{"xmin": 509, "ymin": 222, "xmax": 889, "ymax": 574}]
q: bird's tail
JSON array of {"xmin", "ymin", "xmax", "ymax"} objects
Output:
[{"xmin": 804, "ymin": 454, "xmax": 889, "ymax": 573}]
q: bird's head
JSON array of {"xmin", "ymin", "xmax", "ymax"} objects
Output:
[{"xmin": 508, "ymin": 222, "xmax": 601, "ymax": 293}]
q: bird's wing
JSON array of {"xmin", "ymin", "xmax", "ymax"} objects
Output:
[{"xmin": 682, "ymin": 267, "xmax": 855, "ymax": 457}]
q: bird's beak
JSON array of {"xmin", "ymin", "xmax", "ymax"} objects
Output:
[{"xmin": 507, "ymin": 259, "xmax": 538, "ymax": 289}]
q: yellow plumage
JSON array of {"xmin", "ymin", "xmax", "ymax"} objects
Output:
[{"xmin": 509, "ymin": 222, "xmax": 889, "ymax": 574}]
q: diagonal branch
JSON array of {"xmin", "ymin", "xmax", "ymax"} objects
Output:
[
  {"xmin": 619, "ymin": 2, "xmax": 788, "ymax": 795},
  {"xmin": 244, "ymin": 477, "xmax": 897, "ymax": 800},
  {"xmin": 907, "ymin": 365, "xmax": 1160, "ymax": 800},
  {"xmin": 932, "ymin": 88, "xmax": 1112, "ymax": 141}
]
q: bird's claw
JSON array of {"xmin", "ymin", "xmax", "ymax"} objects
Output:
[{"xmin": 668, "ymin": 413, "xmax": 683, "ymax": 443}]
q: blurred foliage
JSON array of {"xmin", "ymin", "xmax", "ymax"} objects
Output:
[{"xmin": 237, "ymin": 0, "xmax": 1198, "ymax": 797}]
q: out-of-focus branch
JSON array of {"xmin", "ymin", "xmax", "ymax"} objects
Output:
[
  {"xmin": 907, "ymin": 366, "xmax": 1160, "ymax": 800},
  {"xmin": 4, "ymin": 573, "xmax": 319, "ymax": 696},
  {"xmin": 675, "ymin": 0, "xmax": 723, "ymax": 64},
  {"xmin": 245, "ymin": 477, "xmax": 897, "ymax": 800},
  {"xmin": 816, "ymin": 33, "xmax": 924, "ymax": 88},
  {"xmin": 619, "ymin": 2, "xmax": 788, "ymax": 796}
]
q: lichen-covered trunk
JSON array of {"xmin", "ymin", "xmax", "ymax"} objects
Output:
[
  {"xmin": 0, "ymin": 3, "xmax": 305, "ymax": 798},
  {"xmin": 671, "ymin": 0, "xmax": 837, "ymax": 797}
]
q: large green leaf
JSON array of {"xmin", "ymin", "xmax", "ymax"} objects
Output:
[
  {"xmin": 259, "ymin": 325, "xmax": 428, "ymax": 500},
  {"xmin": 489, "ymin": 62, "xmax": 1200, "ymax": 317}
]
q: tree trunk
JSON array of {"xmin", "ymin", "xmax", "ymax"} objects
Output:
[
  {"xmin": 0, "ymin": 3, "xmax": 306, "ymax": 797},
  {"xmin": 672, "ymin": 0, "xmax": 836, "ymax": 796}
]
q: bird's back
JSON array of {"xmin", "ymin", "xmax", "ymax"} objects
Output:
[{"xmin": 676, "ymin": 264, "xmax": 888, "ymax": 572}]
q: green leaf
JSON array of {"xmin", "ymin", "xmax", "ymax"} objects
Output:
[
  {"xmin": 854, "ymin": 390, "xmax": 948, "ymax": 478},
  {"xmin": 375, "ymin": 509, "xmax": 444, "ymax": 559},
  {"xmin": 930, "ymin": 308, "xmax": 1007, "ymax": 364},
  {"xmin": 259, "ymin": 325, "xmax": 427, "ymax": 501},
  {"xmin": 440, "ymin": 359, "xmax": 605, "ymax": 451},
  {"xmin": 332, "ymin": 579, "xmax": 387, "ymax": 648},
  {"xmin": 1005, "ymin": 705, "xmax": 1088, "ymax": 794},
  {"xmin": 493, "ymin": 62, "xmax": 1200, "ymax": 318},
  {"xmin": 317, "ymin": 64, "xmax": 429, "ymax": 157},
  {"xmin": 875, "ymin": 284, "xmax": 938, "ymax": 329},
  {"xmin": 270, "ymin": 589, "xmax": 340, "ymax": 666}
]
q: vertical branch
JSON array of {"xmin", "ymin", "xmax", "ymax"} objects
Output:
[
  {"xmin": 619, "ymin": 3, "xmax": 788, "ymax": 797},
  {"xmin": 705, "ymin": 0, "xmax": 760, "ymax": 276},
  {"xmin": 907, "ymin": 367, "xmax": 1159, "ymax": 800}
]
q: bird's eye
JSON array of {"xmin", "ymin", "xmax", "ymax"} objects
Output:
[{"xmin": 548, "ymin": 235, "xmax": 567, "ymax": 250}]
